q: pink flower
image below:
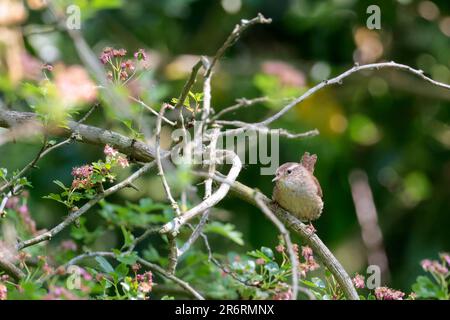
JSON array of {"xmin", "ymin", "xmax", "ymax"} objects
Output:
[
  {"xmin": 261, "ymin": 60, "xmax": 306, "ymax": 87},
  {"xmin": 118, "ymin": 156, "xmax": 129, "ymax": 168},
  {"xmin": 54, "ymin": 65, "xmax": 97, "ymax": 105},
  {"xmin": 352, "ymin": 274, "xmax": 365, "ymax": 289},
  {"xmin": 137, "ymin": 271, "xmax": 153, "ymax": 294},
  {"xmin": 99, "ymin": 47, "xmax": 113, "ymax": 64},
  {"xmin": 121, "ymin": 60, "xmax": 135, "ymax": 71},
  {"xmin": 276, "ymin": 244, "xmax": 285, "ymax": 253},
  {"xmin": 255, "ymin": 258, "xmax": 265, "ymax": 265},
  {"xmin": 119, "ymin": 70, "xmax": 129, "ymax": 81},
  {"xmin": 0, "ymin": 283, "xmax": 7, "ymax": 300},
  {"xmin": 113, "ymin": 48, "xmax": 127, "ymax": 57},
  {"xmin": 5, "ymin": 196, "xmax": 19, "ymax": 209},
  {"xmin": 421, "ymin": 259, "xmax": 433, "ymax": 271},
  {"xmin": 60, "ymin": 240, "xmax": 77, "ymax": 252},
  {"xmin": 421, "ymin": 259, "xmax": 449, "ymax": 275},
  {"xmin": 104, "ymin": 145, "xmax": 118, "ymax": 157},
  {"xmin": 42, "ymin": 63, "xmax": 53, "ymax": 72},
  {"xmin": 374, "ymin": 287, "xmax": 405, "ymax": 300},
  {"xmin": 301, "ymin": 246, "xmax": 313, "ymax": 260},
  {"xmin": 71, "ymin": 165, "xmax": 93, "ymax": 178},
  {"xmin": 273, "ymin": 288, "xmax": 292, "ymax": 300},
  {"xmin": 134, "ymin": 49, "xmax": 148, "ymax": 61},
  {"xmin": 440, "ymin": 253, "xmax": 450, "ymax": 266},
  {"xmin": 132, "ymin": 263, "xmax": 141, "ymax": 273}
]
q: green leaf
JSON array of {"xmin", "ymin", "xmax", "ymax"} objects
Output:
[
  {"xmin": 0, "ymin": 168, "xmax": 7, "ymax": 178},
  {"xmin": 261, "ymin": 247, "xmax": 274, "ymax": 259},
  {"xmin": 264, "ymin": 261, "xmax": 279, "ymax": 274},
  {"xmin": 95, "ymin": 256, "xmax": 114, "ymax": 274},
  {"xmin": 204, "ymin": 222, "xmax": 244, "ymax": 246},
  {"xmin": 116, "ymin": 251, "xmax": 139, "ymax": 266},
  {"xmin": 53, "ymin": 180, "xmax": 68, "ymax": 191},
  {"xmin": 412, "ymin": 275, "xmax": 444, "ymax": 299}
]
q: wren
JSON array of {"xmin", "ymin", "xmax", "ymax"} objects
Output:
[{"xmin": 272, "ymin": 152, "xmax": 323, "ymax": 223}]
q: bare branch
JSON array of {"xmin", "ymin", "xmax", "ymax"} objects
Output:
[
  {"xmin": 233, "ymin": 61, "xmax": 450, "ymax": 128},
  {"xmin": 129, "ymin": 96, "xmax": 176, "ymax": 126},
  {"xmin": 211, "ymin": 97, "xmax": 269, "ymax": 121},
  {"xmin": 159, "ymin": 150, "xmax": 242, "ymax": 236},
  {"xmin": 205, "ymin": 13, "xmax": 272, "ymax": 78}
]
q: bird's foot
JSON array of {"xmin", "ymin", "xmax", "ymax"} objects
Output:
[{"xmin": 306, "ymin": 222, "xmax": 316, "ymax": 234}]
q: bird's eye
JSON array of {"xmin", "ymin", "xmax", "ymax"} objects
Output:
[{"xmin": 287, "ymin": 169, "xmax": 292, "ymax": 174}]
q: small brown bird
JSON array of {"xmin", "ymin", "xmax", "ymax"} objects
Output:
[{"xmin": 272, "ymin": 152, "xmax": 323, "ymax": 223}]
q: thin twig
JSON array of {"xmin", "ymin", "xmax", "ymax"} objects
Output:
[
  {"xmin": 229, "ymin": 61, "xmax": 450, "ymax": 132},
  {"xmin": 205, "ymin": 13, "xmax": 272, "ymax": 78},
  {"xmin": 129, "ymin": 96, "xmax": 176, "ymax": 126},
  {"xmin": 159, "ymin": 150, "xmax": 242, "ymax": 236},
  {"xmin": 211, "ymin": 97, "xmax": 269, "ymax": 121}
]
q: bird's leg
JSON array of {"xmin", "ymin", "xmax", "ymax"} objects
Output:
[{"xmin": 306, "ymin": 221, "xmax": 316, "ymax": 234}]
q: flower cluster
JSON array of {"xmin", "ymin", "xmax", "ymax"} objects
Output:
[
  {"xmin": 99, "ymin": 47, "xmax": 148, "ymax": 84},
  {"xmin": 352, "ymin": 274, "xmax": 365, "ymax": 289},
  {"xmin": 421, "ymin": 256, "xmax": 449, "ymax": 275},
  {"xmin": 0, "ymin": 283, "xmax": 7, "ymax": 300},
  {"xmin": 136, "ymin": 271, "xmax": 154, "ymax": 294},
  {"xmin": 297, "ymin": 245, "xmax": 320, "ymax": 277},
  {"xmin": 374, "ymin": 286, "xmax": 405, "ymax": 300},
  {"xmin": 5, "ymin": 193, "xmax": 37, "ymax": 235},
  {"xmin": 70, "ymin": 145, "xmax": 129, "ymax": 192},
  {"xmin": 71, "ymin": 165, "xmax": 94, "ymax": 190}
]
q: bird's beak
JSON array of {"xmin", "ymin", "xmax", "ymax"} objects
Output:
[{"xmin": 272, "ymin": 176, "xmax": 279, "ymax": 182}]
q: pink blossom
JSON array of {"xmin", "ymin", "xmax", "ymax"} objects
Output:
[
  {"xmin": 121, "ymin": 60, "xmax": 135, "ymax": 71},
  {"xmin": 276, "ymin": 244, "xmax": 285, "ymax": 253},
  {"xmin": 440, "ymin": 253, "xmax": 450, "ymax": 266},
  {"xmin": 71, "ymin": 165, "xmax": 93, "ymax": 178},
  {"xmin": 134, "ymin": 49, "xmax": 148, "ymax": 61},
  {"xmin": 18, "ymin": 204, "xmax": 28, "ymax": 215},
  {"xmin": 5, "ymin": 196, "xmax": 19, "ymax": 209},
  {"xmin": 375, "ymin": 287, "xmax": 405, "ymax": 300},
  {"xmin": 273, "ymin": 289, "xmax": 292, "ymax": 300},
  {"xmin": 132, "ymin": 263, "xmax": 141, "ymax": 273},
  {"xmin": 255, "ymin": 258, "xmax": 265, "ymax": 265},
  {"xmin": 352, "ymin": 274, "xmax": 365, "ymax": 289},
  {"xmin": 104, "ymin": 144, "xmax": 118, "ymax": 157},
  {"xmin": 421, "ymin": 259, "xmax": 433, "ymax": 271},
  {"xmin": 261, "ymin": 60, "xmax": 306, "ymax": 87},
  {"xmin": 301, "ymin": 246, "xmax": 313, "ymax": 260},
  {"xmin": 0, "ymin": 283, "xmax": 7, "ymax": 300},
  {"xmin": 118, "ymin": 156, "xmax": 129, "ymax": 168},
  {"xmin": 113, "ymin": 48, "xmax": 127, "ymax": 57},
  {"xmin": 99, "ymin": 47, "xmax": 113, "ymax": 64},
  {"xmin": 54, "ymin": 65, "xmax": 97, "ymax": 105},
  {"xmin": 60, "ymin": 240, "xmax": 77, "ymax": 252},
  {"xmin": 137, "ymin": 271, "xmax": 153, "ymax": 294}
]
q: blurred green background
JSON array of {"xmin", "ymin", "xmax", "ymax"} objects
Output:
[{"xmin": 1, "ymin": 0, "xmax": 449, "ymax": 293}]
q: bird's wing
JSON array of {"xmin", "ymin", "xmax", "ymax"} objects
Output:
[{"xmin": 312, "ymin": 175, "xmax": 323, "ymax": 198}]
